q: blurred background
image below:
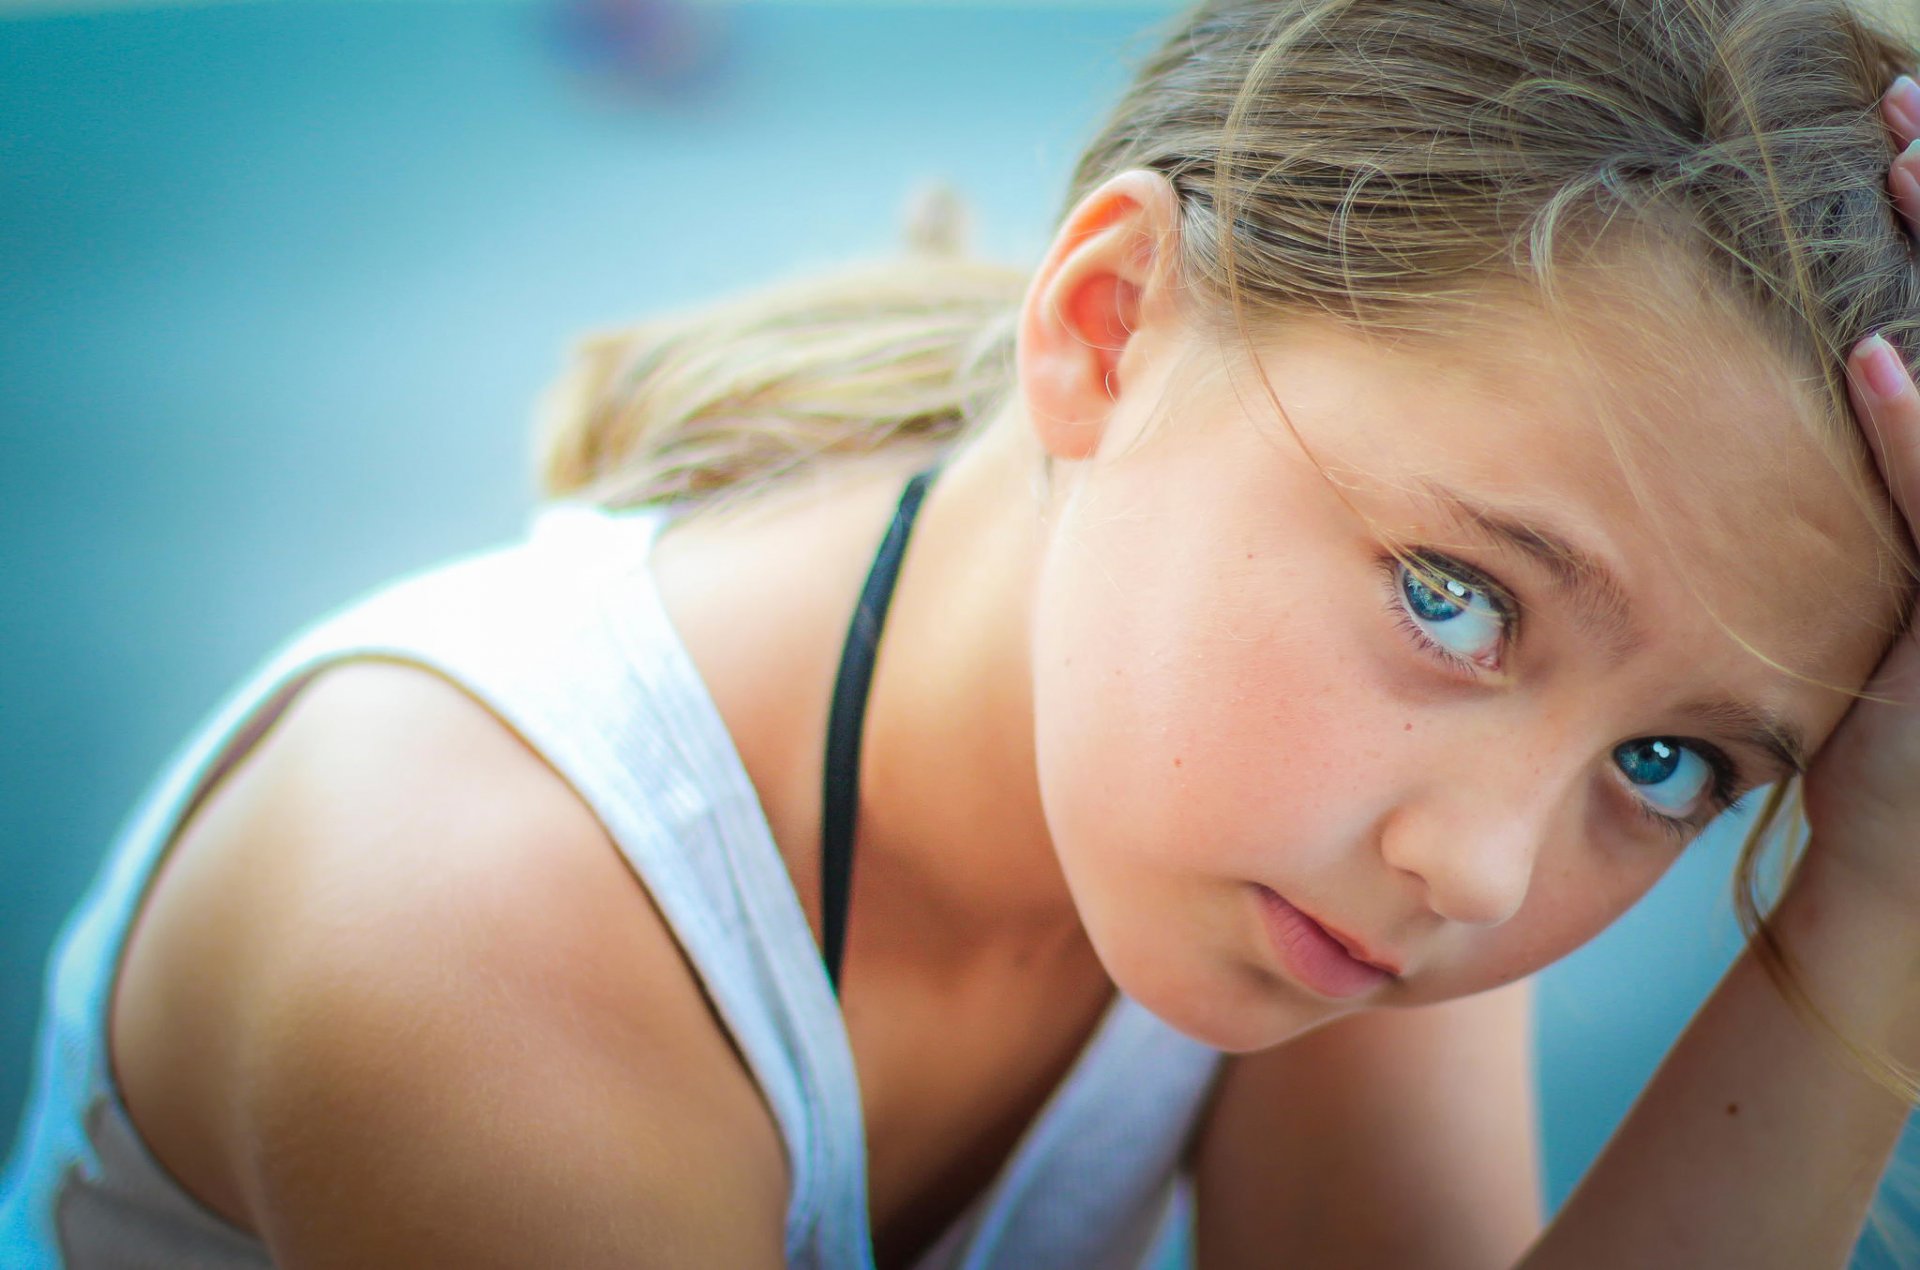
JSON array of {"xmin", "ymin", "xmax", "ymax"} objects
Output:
[{"xmin": 1, "ymin": 0, "xmax": 1915, "ymax": 1264}]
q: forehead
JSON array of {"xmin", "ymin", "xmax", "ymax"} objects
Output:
[{"xmin": 1213, "ymin": 303, "xmax": 1900, "ymax": 721}]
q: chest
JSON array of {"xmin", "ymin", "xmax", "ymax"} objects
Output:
[{"xmin": 846, "ymin": 957, "xmax": 1117, "ymax": 1270}]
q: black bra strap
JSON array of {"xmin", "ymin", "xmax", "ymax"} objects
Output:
[{"xmin": 820, "ymin": 466, "xmax": 939, "ymax": 996}]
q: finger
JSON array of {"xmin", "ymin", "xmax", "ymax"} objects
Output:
[
  {"xmin": 1847, "ymin": 334, "xmax": 1920, "ymax": 532},
  {"xmin": 1892, "ymin": 138, "xmax": 1920, "ymax": 240},
  {"xmin": 1884, "ymin": 74, "xmax": 1920, "ymax": 147},
  {"xmin": 1883, "ymin": 78, "xmax": 1920, "ymax": 240}
]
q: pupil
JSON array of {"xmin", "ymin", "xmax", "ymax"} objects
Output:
[
  {"xmin": 1617, "ymin": 739, "xmax": 1678, "ymax": 784},
  {"xmin": 1405, "ymin": 568, "xmax": 1464, "ymax": 621}
]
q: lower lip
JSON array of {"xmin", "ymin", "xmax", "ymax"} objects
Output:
[{"xmin": 1255, "ymin": 887, "xmax": 1393, "ymax": 999}]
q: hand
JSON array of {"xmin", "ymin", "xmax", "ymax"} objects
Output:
[{"xmin": 1797, "ymin": 76, "xmax": 1920, "ymax": 900}]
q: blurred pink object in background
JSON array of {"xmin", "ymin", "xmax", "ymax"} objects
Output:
[{"xmin": 548, "ymin": 0, "xmax": 729, "ymax": 94}]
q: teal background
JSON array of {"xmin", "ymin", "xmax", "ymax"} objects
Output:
[{"xmin": 1, "ymin": 2, "xmax": 1914, "ymax": 1263}]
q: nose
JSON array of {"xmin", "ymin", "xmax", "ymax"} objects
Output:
[{"xmin": 1376, "ymin": 753, "xmax": 1564, "ymax": 928}]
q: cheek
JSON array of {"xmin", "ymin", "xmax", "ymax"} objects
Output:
[
  {"xmin": 1419, "ymin": 852, "xmax": 1671, "ymax": 1000},
  {"xmin": 1027, "ymin": 496, "xmax": 1399, "ymax": 912}
]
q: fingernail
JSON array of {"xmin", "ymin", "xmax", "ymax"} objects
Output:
[
  {"xmin": 1892, "ymin": 75, "xmax": 1920, "ymax": 134},
  {"xmin": 1861, "ymin": 334, "xmax": 1909, "ymax": 401}
]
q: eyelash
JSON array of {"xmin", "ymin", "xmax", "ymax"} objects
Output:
[{"xmin": 1378, "ymin": 549, "xmax": 1750, "ymax": 843}]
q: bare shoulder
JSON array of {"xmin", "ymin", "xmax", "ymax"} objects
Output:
[
  {"xmin": 111, "ymin": 659, "xmax": 787, "ymax": 1267},
  {"xmin": 1191, "ymin": 979, "xmax": 1543, "ymax": 1270}
]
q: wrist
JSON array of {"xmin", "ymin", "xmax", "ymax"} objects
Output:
[{"xmin": 1774, "ymin": 841, "xmax": 1920, "ymax": 1069}]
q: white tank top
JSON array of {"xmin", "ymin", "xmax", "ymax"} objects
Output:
[{"xmin": 0, "ymin": 500, "xmax": 1222, "ymax": 1269}]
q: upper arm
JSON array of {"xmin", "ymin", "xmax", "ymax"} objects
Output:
[
  {"xmin": 115, "ymin": 660, "xmax": 789, "ymax": 1268},
  {"xmin": 1190, "ymin": 979, "xmax": 1544, "ymax": 1270}
]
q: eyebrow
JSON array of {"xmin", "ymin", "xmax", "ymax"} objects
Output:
[{"xmin": 1416, "ymin": 479, "xmax": 1810, "ymax": 778}]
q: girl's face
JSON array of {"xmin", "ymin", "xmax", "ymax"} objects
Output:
[{"xmin": 1026, "ymin": 307, "xmax": 1898, "ymax": 1053}]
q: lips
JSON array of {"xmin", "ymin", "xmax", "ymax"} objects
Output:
[
  {"xmin": 1258, "ymin": 886, "xmax": 1403, "ymax": 975},
  {"xmin": 1254, "ymin": 887, "xmax": 1397, "ymax": 999},
  {"xmin": 1304, "ymin": 911, "xmax": 1404, "ymax": 977}
]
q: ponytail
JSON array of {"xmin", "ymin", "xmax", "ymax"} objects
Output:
[{"xmin": 533, "ymin": 187, "xmax": 1025, "ymax": 509}]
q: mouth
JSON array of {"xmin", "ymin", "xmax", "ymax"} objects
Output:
[
  {"xmin": 1306, "ymin": 910, "xmax": 1404, "ymax": 978},
  {"xmin": 1254, "ymin": 886, "xmax": 1399, "ymax": 999}
]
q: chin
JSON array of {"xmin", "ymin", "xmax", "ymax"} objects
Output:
[{"xmin": 1098, "ymin": 926, "xmax": 1329, "ymax": 1054}]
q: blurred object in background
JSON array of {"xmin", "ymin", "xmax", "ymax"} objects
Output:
[
  {"xmin": 546, "ymin": 0, "xmax": 731, "ymax": 96},
  {"xmin": 900, "ymin": 179, "xmax": 973, "ymax": 258}
]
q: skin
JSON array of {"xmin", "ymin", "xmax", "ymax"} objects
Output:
[
  {"xmin": 1030, "ymin": 296, "xmax": 1899, "ymax": 1055},
  {"xmin": 655, "ymin": 85, "xmax": 1920, "ymax": 1258},
  {"xmin": 101, "ymin": 78, "xmax": 1920, "ymax": 1270},
  {"xmin": 712, "ymin": 169, "xmax": 1895, "ymax": 1063},
  {"xmin": 645, "ymin": 148, "xmax": 1909, "ymax": 1259}
]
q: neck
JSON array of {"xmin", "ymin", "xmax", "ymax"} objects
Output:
[
  {"xmin": 650, "ymin": 406, "xmax": 1090, "ymax": 971},
  {"xmin": 855, "ymin": 411, "xmax": 1086, "ymax": 955}
]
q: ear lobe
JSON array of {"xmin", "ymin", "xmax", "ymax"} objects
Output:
[{"xmin": 1016, "ymin": 170, "xmax": 1182, "ymax": 462}]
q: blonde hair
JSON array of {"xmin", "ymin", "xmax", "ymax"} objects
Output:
[
  {"xmin": 538, "ymin": 0, "xmax": 1920, "ymax": 1237},
  {"xmin": 533, "ymin": 187, "xmax": 1024, "ymax": 510}
]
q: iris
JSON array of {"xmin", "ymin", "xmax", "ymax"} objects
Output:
[
  {"xmin": 1611, "ymin": 738, "xmax": 1711, "ymax": 815},
  {"xmin": 1397, "ymin": 559, "xmax": 1507, "ymax": 665}
]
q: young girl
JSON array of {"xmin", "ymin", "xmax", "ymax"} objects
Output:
[{"xmin": 6, "ymin": 0, "xmax": 1920, "ymax": 1266}]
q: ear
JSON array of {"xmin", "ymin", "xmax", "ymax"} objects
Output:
[{"xmin": 1016, "ymin": 169, "xmax": 1184, "ymax": 462}]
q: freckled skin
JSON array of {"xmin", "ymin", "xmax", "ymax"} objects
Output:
[{"xmin": 1025, "ymin": 311, "xmax": 1895, "ymax": 1054}]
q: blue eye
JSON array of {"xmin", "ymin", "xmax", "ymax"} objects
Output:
[
  {"xmin": 1395, "ymin": 557, "xmax": 1511, "ymax": 669},
  {"xmin": 1613, "ymin": 739, "xmax": 1748, "ymax": 842},
  {"xmin": 1611, "ymin": 738, "xmax": 1714, "ymax": 819},
  {"xmin": 1389, "ymin": 550, "xmax": 1740, "ymax": 839}
]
